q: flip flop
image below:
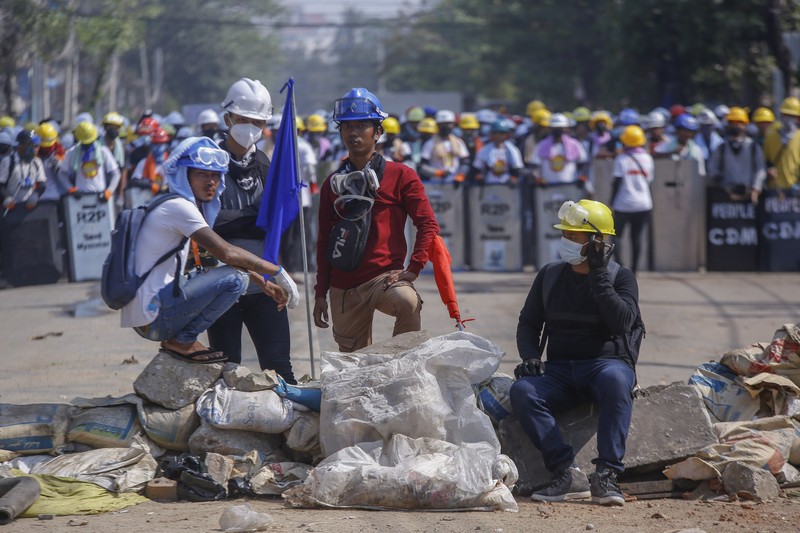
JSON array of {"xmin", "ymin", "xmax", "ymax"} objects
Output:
[{"xmin": 160, "ymin": 347, "xmax": 227, "ymax": 364}]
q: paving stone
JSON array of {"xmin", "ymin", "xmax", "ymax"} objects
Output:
[
  {"xmin": 500, "ymin": 382, "xmax": 717, "ymax": 496},
  {"xmin": 133, "ymin": 351, "xmax": 223, "ymax": 410}
]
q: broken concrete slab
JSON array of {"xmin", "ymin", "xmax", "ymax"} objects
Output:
[
  {"xmin": 500, "ymin": 382, "xmax": 718, "ymax": 496},
  {"xmin": 722, "ymin": 462, "xmax": 781, "ymax": 502},
  {"xmin": 188, "ymin": 421, "xmax": 286, "ymax": 458},
  {"xmin": 133, "ymin": 352, "xmax": 223, "ymax": 410},
  {"xmin": 204, "ymin": 452, "xmax": 234, "ymax": 488}
]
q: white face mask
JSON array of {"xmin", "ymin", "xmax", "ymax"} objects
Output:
[
  {"xmin": 558, "ymin": 237, "xmax": 587, "ymax": 265},
  {"xmin": 229, "ymin": 123, "xmax": 262, "ymax": 149}
]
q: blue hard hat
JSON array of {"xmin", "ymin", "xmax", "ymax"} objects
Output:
[
  {"xmin": 490, "ymin": 118, "xmax": 514, "ymax": 133},
  {"xmin": 175, "ymin": 136, "xmax": 230, "ymax": 172},
  {"xmin": 333, "ymin": 88, "xmax": 388, "ymax": 122},
  {"xmin": 617, "ymin": 108, "xmax": 640, "ymax": 126},
  {"xmin": 675, "ymin": 113, "xmax": 700, "ymax": 131}
]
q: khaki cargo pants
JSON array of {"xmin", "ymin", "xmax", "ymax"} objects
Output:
[{"xmin": 329, "ymin": 271, "xmax": 423, "ymax": 352}]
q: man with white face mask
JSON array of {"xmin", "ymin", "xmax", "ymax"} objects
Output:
[
  {"xmin": 510, "ymin": 199, "xmax": 644, "ymax": 507},
  {"xmin": 205, "ymin": 78, "xmax": 296, "ymax": 384}
]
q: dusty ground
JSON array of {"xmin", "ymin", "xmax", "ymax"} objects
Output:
[{"xmin": 2, "ymin": 271, "xmax": 800, "ymax": 531}]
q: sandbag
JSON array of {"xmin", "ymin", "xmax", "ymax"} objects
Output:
[
  {"xmin": 188, "ymin": 421, "xmax": 285, "ymax": 457},
  {"xmin": 137, "ymin": 402, "xmax": 199, "ymax": 452},
  {"xmin": 67, "ymin": 404, "xmax": 141, "ymax": 449},
  {"xmin": 688, "ymin": 362, "xmax": 760, "ymax": 422},
  {"xmin": 196, "ymin": 380, "xmax": 297, "ymax": 434},
  {"xmin": 284, "ymin": 412, "xmax": 321, "ymax": 458},
  {"xmin": 0, "ymin": 404, "xmax": 70, "ymax": 455},
  {"xmin": 319, "ymin": 332, "xmax": 504, "ymax": 457}
]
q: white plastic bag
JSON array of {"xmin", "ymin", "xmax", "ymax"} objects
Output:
[
  {"xmin": 196, "ymin": 380, "xmax": 297, "ymax": 434},
  {"xmin": 319, "ymin": 332, "xmax": 504, "ymax": 456},
  {"xmin": 283, "ymin": 434, "xmax": 517, "ymax": 511},
  {"xmin": 219, "ymin": 503, "xmax": 271, "ymax": 532}
]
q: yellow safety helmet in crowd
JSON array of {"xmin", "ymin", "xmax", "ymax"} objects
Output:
[
  {"xmin": 459, "ymin": 113, "xmax": 480, "ymax": 130},
  {"xmin": 726, "ymin": 107, "xmax": 749, "ymax": 125},
  {"xmin": 589, "ymin": 110, "xmax": 613, "ymax": 129},
  {"xmin": 296, "ymin": 116, "xmax": 305, "ymax": 132},
  {"xmin": 533, "ymin": 109, "xmax": 552, "ymax": 127},
  {"xmin": 752, "ymin": 107, "xmax": 775, "ymax": 124},
  {"xmin": 74, "ymin": 121, "xmax": 98, "ymax": 145},
  {"xmin": 526, "ymin": 99, "xmax": 545, "ymax": 117},
  {"xmin": 406, "ymin": 107, "xmax": 425, "ymax": 122},
  {"xmin": 417, "ymin": 117, "xmax": 439, "ymax": 134},
  {"xmin": 620, "ymin": 125, "xmax": 646, "ymax": 148},
  {"xmin": 553, "ymin": 199, "xmax": 616, "ymax": 236},
  {"xmin": 36, "ymin": 123, "xmax": 58, "ymax": 148},
  {"xmin": 306, "ymin": 113, "xmax": 327, "ymax": 133},
  {"xmin": 573, "ymin": 106, "xmax": 592, "ymax": 123},
  {"xmin": 102, "ymin": 112, "xmax": 124, "ymax": 127},
  {"xmin": 382, "ymin": 116, "xmax": 400, "ymax": 135},
  {"xmin": 780, "ymin": 97, "xmax": 800, "ymax": 117},
  {"xmin": 689, "ymin": 103, "xmax": 707, "ymax": 117},
  {"xmin": 0, "ymin": 116, "xmax": 15, "ymax": 129}
]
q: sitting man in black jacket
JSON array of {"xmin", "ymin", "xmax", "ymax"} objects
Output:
[{"xmin": 510, "ymin": 199, "xmax": 643, "ymax": 507}]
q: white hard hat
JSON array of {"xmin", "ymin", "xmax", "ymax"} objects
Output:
[
  {"xmin": 646, "ymin": 111, "xmax": 666, "ymax": 129},
  {"xmin": 267, "ymin": 113, "xmax": 282, "ymax": 129},
  {"xmin": 434, "ymin": 110, "xmax": 456, "ymax": 124},
  {"xmin": 549, "ymin": 113, "xmax": 570, "ymax": 128},
  {"xmin": 0, "ymin": 128, "xmax": 14, "ymax": 145},
  {"xmin": 714, "ymin": 104, "xmax": 730, "ymax": 119},
  {"xmin": 197, "ymin": 108, "xmax": 219, "ymax": 126},
  {"xmin": 165, "ymin": 111, "xmax": 185, "ymax": 126},
  {"xmin": 221, "ymin": 78, "xmax": 273, "ymax": 121},
  {"xmin": 175, "ymin": 126, "xmax": 194, "ymax": 139},
  {"xmin": 475, "ymin": 109, "xmax": 497, "ymax": 124},
  {"xmin": 75, "ymin": 112, "xmax": 94, "ymax": 125},
  {"xmin": 697, "ymin": 109, "xmax": 716, "ymax": 126}
]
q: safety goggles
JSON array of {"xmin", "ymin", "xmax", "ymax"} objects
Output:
[
  {"xmin": 333, "ymin": 98, "xmax": 388, "ymax": 120},
  {"xmin": 333, "ymin": 194, "xmax": 375, "ymax": 221},
  {"xmin": 179, "ymin": 146, "xmax": 230, "ymax": 170},
  {"xmin": 558, "ymin": 201, "xmax": 600, "ymax": 233},
  {"xmin": 330, "ymin": 169, "xmax": 379, "ymax": 197}
]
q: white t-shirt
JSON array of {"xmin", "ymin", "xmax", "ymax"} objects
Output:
[
  {"xmin": 612, "ymin": 151, "xmax": 655, "ymax": 212},
  {"xmin": 0, "ymin": 154, "xmax": 47, "ymax": 203},
  {"xmin": 120, "ymin": 197, "xmax": 208, "ymax": 327},
  {"xmin": 59, "ymin": 143, "xmax": 121, "ymax": 193},
  {"xmin": 421, "ymin": 135, "xmax": 469, "ymax": 175},
  {"xmin": 531, "ymin": 141, "xmax": 587, "ymax": 184},
  {"xmin": 473, "ymin": 141, "xmax": 524, "ymax": 184}
]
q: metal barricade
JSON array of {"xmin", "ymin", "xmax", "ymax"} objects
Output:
[
  {"xmin": 468, "ymin": 184, "xmax": 523, "ymax": 271},
  {"xmin": 0, "ymin": 201, "xmax": 64, "ymax": 286},
  {"xmin": 424, "ymin": 182, "xmax": 464, "ymax": 270},
  {"xmin": 758, "ymin": 189, "xmax": 800, "ymax": 271},
  {"xmin": 63, "ymin": 194, "xmax": 114, "ymax": 281},
  {"xmin": 705, "ymin": 186, "xmax": 759, "ymax": 271}
]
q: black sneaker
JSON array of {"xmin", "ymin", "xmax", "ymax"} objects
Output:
[
  {"xmin": 589, "ymin": 469, "xmax": 625, "ymax": 506},
  {"xmin": 531, "ymin": 467, "xmax": 590, "ymax": 502}
]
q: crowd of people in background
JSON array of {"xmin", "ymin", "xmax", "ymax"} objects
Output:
[{"xmin": 0, "ymin": 95, "xmax": 797, "ymax": 282}]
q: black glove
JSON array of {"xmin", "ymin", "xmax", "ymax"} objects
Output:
[
  {"xmin": 514, "ymin": 358, "xmax": 544, "ymax": 379},
  {"xmin": 586, "ymin": 236, "xmax": 614, "ymax": 270}
]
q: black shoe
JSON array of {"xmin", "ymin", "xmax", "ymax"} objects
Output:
[
  {"xmin": 531, "ymin": 467, "xmax": 590, "ymax": 502},
  {"xmin": 589, "ymin": 469, "xmax": 625, "ymax": 506}
]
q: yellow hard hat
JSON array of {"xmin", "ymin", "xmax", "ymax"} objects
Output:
[
  {"xmin": 533, "ymin": 109, "xmax": 552, "ymax": 127},
  {"xmin": 689, "ymin": 103, "xmax": 707, "ymax": 116},
  {"xmin": 752, "ymin": 107, "xmax": 776, "ymax": 123},
  {"xmin": 553, "ymin": 199, "xmax": 616, "ymax": 236},
  {"xmin": 620, "ymin": 125, "xmax": 646, "ymax": 148},
  {"xmin": 406, "ymin": 107, "xmax": 425, "ymax": 122},
  {"xmin": 0, "ymin": 116, "xmax": 15, "ymax": 129},
  {"xmin": 589, "ymin": 111, "xmax": 613, "ymax": 129},
  {"xmin": 573, "ymin": 106, "xmax": 592, "ymax": 122},
  {"xmin": 306, "ymin": 114, "xmax": 327, "ymax": 133},
  {"xmin": 102, "ymin": 112, "xmax": 124, "ymax": 127},
  {"xmin": 417, "ymin": 117, "xmax": 439, "ymax": 134},
  {"xmin": 780, "ymin": 97, "xmax": 800, "ymax": 116},
  {"xmin": 296, "ymin": 116, "xmax": 306, "ymax": 131},
  {"xmin": 526, "ymin": 100, "xmax": 545, "ymax": 117},
  {"xmin": 35, "ymin": 123, "xmax": 59, "ymax": 148},
  {"xmin": 74, "ymin": 121, "xmax": 98, "ymax": 145},
  {"xmin": 726, "ymin": 106, "xmax": 749, "ymax": 125},
  {"xmin": 382, "ymin": 116, "xmax": 400, "ymax": 135},
  {"xmin": 459, "ymin": 113, "xmax": 479, "ymax": 130}
]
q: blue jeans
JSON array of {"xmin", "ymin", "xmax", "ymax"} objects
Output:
[
  {"xmin": 509, "ymin": 358, "xmax": 635, "ymax": 474},
  {"xmin": 135, "ymin": 266, "xmax": 248, "ymax": 345}
]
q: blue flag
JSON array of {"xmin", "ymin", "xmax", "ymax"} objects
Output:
[{"xmin": 256, "ymin": 78, "xmax": 300, "ymax": 265}]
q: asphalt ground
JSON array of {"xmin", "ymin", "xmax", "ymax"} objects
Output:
[{"xmin": 1, "ymin": 270, "xmax": 798, "ymax": 404}]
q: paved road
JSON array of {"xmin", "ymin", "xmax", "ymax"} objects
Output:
[{"xmin": 1, "ymin": 271, "xmax": 798, "ymax": 404}]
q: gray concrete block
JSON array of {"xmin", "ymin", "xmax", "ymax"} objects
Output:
[
  {"xmin": 500, "ymin": 382, "xmax": 718, "ymax": 496},
  {"xmin": 133, "ymin": 351, "xmax": 224, "ymax": 410},
  {"xmin": 722, "ymin": 462, "xmax": 781, "ymax": 501}
]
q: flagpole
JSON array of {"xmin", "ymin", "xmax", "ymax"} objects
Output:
[{"xmin": 286, "ymin": 79, "xmax": 317, "ymax": 379}]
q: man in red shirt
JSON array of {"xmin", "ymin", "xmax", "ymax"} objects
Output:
[{"xmin": 313, "ymin": 88, "xmax": 439, "ymax": 352}]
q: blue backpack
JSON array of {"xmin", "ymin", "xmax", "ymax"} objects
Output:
[{"xmin": 101, "ymin": 193, "xmax": 187, "ymax": 310}]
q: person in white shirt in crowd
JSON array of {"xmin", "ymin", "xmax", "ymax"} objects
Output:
[
  {"xmin": 643, "ymin": 111, "xmax": 673, "ymax": 157},
  {"xmin": 611, "ymin": 125, "xmax": 655, "ymax": 274},
  {"xmin": 419, "ymin": 109, "xmax": 470, "ymax": 183},
  {"xmin": 654, "ymin": 114, "xmax": 707, "ymax": 177},
  {"xmin": 472, "ymin": 118, "xmax": 524, "ymax": 185},
  {"xmin": 708, "ymin": 107, "xmax": 766, "ymax": 204},
  {"xmin": 58, "ymin": 121, "xmax": 120, "ymax": 201},
  {"xmin": 121, "ymin": 136, "xmax": 297, "ymax": 364},
  {"xmin": 694, "ymin": 109, "xmax": 724, "ymax": 161},
  {"xmin": 0, "ymin": 129, "xmax": 47, "ymax": 212},
  {"xmin": 530, "ymin": 113, "xmax": 589, "ymax": 186},
  {"xmin": 34, "ymin": 122, "xmax": 66, "ymax": 202}
]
